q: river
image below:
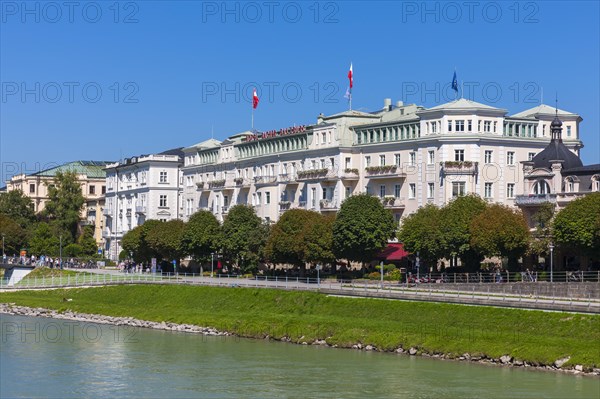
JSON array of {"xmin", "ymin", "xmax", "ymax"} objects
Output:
[{"xmin": 0, "ymin": 314, "xmax": 598, "ymax": 398}]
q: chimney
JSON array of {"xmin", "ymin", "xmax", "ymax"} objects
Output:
[
  {"xmin": 383, "ymin": 98, "xmax": 392, "ymax": 111},
  {"xmin": 396, "ymin": 101, "xmax": 404, "ymax": 108}
]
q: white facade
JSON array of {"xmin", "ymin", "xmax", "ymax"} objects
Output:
[
  {"xmin": 103, "ymin": 152, "xmax": 183, "ymax": 260},
  {"xmin": 181, "ymin": 99, "xmax": 584, "ymax": 225}
]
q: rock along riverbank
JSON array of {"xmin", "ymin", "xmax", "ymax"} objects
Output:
[{"xmin": 1, "ymin": 303, "xmax": 598, "ymax": 377}]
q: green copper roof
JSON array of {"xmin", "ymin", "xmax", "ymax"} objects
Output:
[{"xmin": 32, "ymin": 161, "xmax": 112, "ymax": 179}]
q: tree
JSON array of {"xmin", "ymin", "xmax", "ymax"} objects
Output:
[
  {"xmin": 528, "ymin": 202, "xmax": 555, "ymax": 259},
  {"xmin": 553, "ymin": 192, "xmax": 600, "ymax": 260},
  {"xmin": 470, "ymin": 204, "xmax": 530, "ymax": 271},
  {"xmin": 145, "ymin": 219, "xmax": 186, "ymax": 264},
  {"xmin": 221, "ymin": 205, "xmax": 268, "ymax": 274},
  {"xmin": 0, "ymin": 214, "xmax": 27, "ymax": 256},
  {"xmin": 43, "ymin": 171, "xmax": 85, "ymax": 241},
  {"xmin": 121, "ymin": 220, "xmax": 162, "ymax": 263},
  {"xmin": 0, "ymin": 189, "xmax": 36, "ymax": 228},
  {"xmin": 264, "ymin": 209, "xmax": 321, "ymax": 273},
  {"xmin": 181, "ymin": 211, "xmax": 221, "ymax": 263},
  {"xmin": 439, "ymin": 194, "xmax": 487, "ymax": 271},
  {"xmin": 28, "ymin": 222, "xmax": 60, "ymax": 256},
  {"xmin": 397, "ymin": 204, "xmax": 444, "ymax": 269},
  {"xmin": 77, "ymin": 226, "xmax": 98, "ymax": 256},
  {"xmin": 304, "ymin": 214, "xmax": 336, "ymax": 267},
  {"xmin": 332, "ymin": 194, "xmax": 396, "ymax": 266}
]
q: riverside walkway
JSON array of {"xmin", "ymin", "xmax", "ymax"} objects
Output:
[{"xmin": 1, "ymin": 268, "xmax": 599, "ymax": 314}]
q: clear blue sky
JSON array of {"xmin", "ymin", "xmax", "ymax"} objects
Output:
[{"xmin": 1, "ymin": 1, "xmax": 599, "ymax": 183}]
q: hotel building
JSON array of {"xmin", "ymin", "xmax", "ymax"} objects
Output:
[{"xmin": 180, "ymin": 98, "xmax": 584, "ymax": 224}]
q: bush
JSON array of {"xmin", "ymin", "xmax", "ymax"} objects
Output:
[
  {"xmin": 539, "ymin": 271, "xmax": 548, "ymax": 282},
  {"xmin": 366, "ymin": 272, "xmax": 381, "ymax": 280},
  {"xmin": 118, "ymin": 250, "xmax": 129, "ymax": 261},
  {"xmin": 63, "ymin": 243, "xmax": 83, "ymax": 257},
  {"xmin": 384, "ymin": 268, "xmax": 402, "ymax": 281}
]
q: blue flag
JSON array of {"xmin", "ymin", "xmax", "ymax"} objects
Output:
[{"xmin": 451, "ymin": 71, "xmax": 458, "ymax": 93}]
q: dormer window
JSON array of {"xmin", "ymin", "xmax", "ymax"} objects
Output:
[{"xmin": 533, "ymin": 181, "xmax": 551, "ymax": 195}]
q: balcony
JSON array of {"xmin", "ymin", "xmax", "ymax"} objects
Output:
[
  {"xmin": 208, "ymin": 179, "xmax": 226, "ymax": 189},
  {"xmin": 440, "ymin": 161, "xmax": 478, "ymax": 175},
  {"xmin": 319, "ymin": 199, "xmax": 338, "ymax": 211},
  {"xmin": 341, "ymin": 169, "xmax": 360, "ymax": 181},
  {"xmin": 365, "ymin": 166, "xmax": 406, "ymax": 179},
  {"xmin": 514, "ymin": 194, "xmax": 557, "ymax": 206},
  {"xmin": 296, "ymin": 169, "xmax": 332, "ymax": 181},
  {"xmin": 278, "ymin": 174, "xmax": 298, "ymax": 184},
  {"xmin": 234, "ymin": 178, "xmax": 250, "ymax": 188},
  {"xmin": 254, "ymin": 176, "xmax": 277, "ymax": 186},
  {"xmin": 196, "ymin": 182, "xmax": 205, "ymax": 190},
  {"xmin": 102, "ymin": 208, "xmax": 112, "ymax": 216},
  {"xmin": 135, "ymin": 206, "xmax": 147, "ymax": 214},
  {"xmin": 279, "ymin": 201, "xmax": 291, "ymax": 212},
  {"xmin": 381, "ymin": 196, "xmax": 405, "ymax": 209}
]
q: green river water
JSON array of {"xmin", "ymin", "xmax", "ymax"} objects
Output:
[{"xmin": 0, "ymin": 314, "xmax": 598, "ymax": 398}]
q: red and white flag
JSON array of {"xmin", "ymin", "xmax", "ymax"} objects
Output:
[
  {"xmin": 252, "ymin": 88, "xmax": 259, "ymax": 109},
  {"xmin": 348, "ymin": 63, "xmax": 353, "ymax": 89}
]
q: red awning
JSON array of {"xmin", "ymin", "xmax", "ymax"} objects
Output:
[{"xmin": 376, "ymin": 243, "xmax": 410, "ymax": 261}]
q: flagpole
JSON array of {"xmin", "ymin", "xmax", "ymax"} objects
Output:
[
  {"xmin": 349, "ymin": 92, "xmax": 352, "ymax": 111},
  {"xmin": 252, "ymin": 106, "xmax": 254, "ymax": 130}
]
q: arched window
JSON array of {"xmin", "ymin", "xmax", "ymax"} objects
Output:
[
  {"xmin": 564, "ymin": 176, "xmax": 575, "ymax": 193},
  {"xmin": 533, "ymin": 180, "xmax": 551, "ymax": 195}
]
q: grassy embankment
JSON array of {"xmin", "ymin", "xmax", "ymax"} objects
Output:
[{"xmin": 1, "ymin": 284, "xmax": 599, "ymax": 368}]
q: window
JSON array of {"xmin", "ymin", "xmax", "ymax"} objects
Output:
[
  {"xmin": 507, "ymin": 151, "xmax": 515, "ymax": 165},
  {"xmin": 528, "ymin": 152, "xmax": 536, "ymax": 161},
  {"xmin": 478, "ymin": 120, "xmax": 481, "ymax": 132},
  {"xmin": 394, "ymin": 184, "xmax": 401, "ymax": 198},
  {"xmin": 159, "ymin": 195, "xmax": 167, "ymax": 207},
  {"xmin": 89, "ymin": 185, "xmax": 96, "ymax": 195},
  {"xmin": 365, "ymin": 156, "xmax": 371, "ymax": 167},
  {"xmin": 379, "ymin": 185, "xmax": 386, "ymax": 198},
  {"xmin": 455, "ymin": 120, "xmax": 465, "ymax": 132},
  {"xmin": 431, "ymin": 122, "xmax": 437, "ymax": 133},
  {"xmin": 567, "ymin": 126, "xmax": 572, "ymax": 137},
  {"xmin": 448, "ymin": 120, "xmax": 452, "ymax": 132},
  {"xmin": 345, "ymin": 186, "xmax": 351, "ymax": 198},
  {"xmin": 566, "ymin": 179, "xmax": 574, "ymax": 193},
  {"xmin": 533, "ymin": 181, "xmax": 550, "ymax": 195},
  {"xmin": 493, "ymin": 121, "xmax": 497, "ymax": 133},
  {"xmin": 29, "ymin": 184, "xmax": 35, "ymax": 194},
  {"xmin": 484, "ymin": 121, "xmax": 491, "ymax": 132},
  {"xmin": 330, "ymin": 158, "xmax": 335, "ymax": 168},
  {"xmin": 454, "ymin": 149, "xmax": 464, "ymax": 162},
  {"xmin": 320, "ymin": 159, "xmax": 325, "ymax": 169},
  {"xmin": 484, "ymin": 182, "xmax": 493, "ymax": 198},
  {"xmin": 101, "ymin": 186, "xmax": 106, "ymax": 195},
  {"xmin": 409, "ymin": 183, "xmax": 416, "ymax": 199},
  {"xmin": 311, "ymin": 188, "xmax": 316, "ymax": 208},
  {"xmin": 484, "ymin": 150, "xmax": 493, "ymax": 164},
  {"xmin": 507, "ymin": 183, "xmax": 515, "ymax": 198},
  {"xmin": 345, "ymin": 157, "xmax": 351, "ymax": 169},
  {"xmin": 452, "ymin": 182, "xmax": 466, "ymax": 197},
  {"xmin": 427, "ymin": 150, "xmax": 435, "ymax": 165},
  {"xmin": 322, "ymin": 132, "xmax": 326, "ymax": 144},
  {"xmin": 593, "ymin": 177, "xmax": 600, "ymax": 192},
  {"xmin": 159, "ymin": 171, "xmax": 167, "ymax": 183},
  {"xmin": 427, "ymin": 183, "xmax": 434, "ymax": 199},
  {"xmin": 266, "ymin": 192, "xmax": 271, "ymax": 204},
  {"xmin": 322, "ymin": 187, "xmax": 327, "ymax": 200},
  {"xmin": 467, "ymin": 120, "xmax": 472, "ymax": 132},
  {"xmin": 409, "ymin": 152, "xmax": 416, "ymax": 166},
  {"xmin": 379, "ymin": 155, "xmax": 386, "ymax": 166},
  {"xmin": 394, "ymin": 154, "xmax": 401, "ymax": 166}
]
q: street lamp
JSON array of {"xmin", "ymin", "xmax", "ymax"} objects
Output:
[
  {"xmin": 211, "ymin": 252, "xmax": 214, "ymax": 278},
  {"xmin": 549, "ymin": 243, "xmax": 554, "ymax": 283},
  {"xmin": 59, "ymin": 235, "xmax": 63, "ymax": 270}
]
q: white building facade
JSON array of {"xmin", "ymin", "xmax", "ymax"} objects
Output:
[
  {"xmin": 181, "ymin": 99, "xmax": 584, "ymax": 225},
  {"xmin": 103, "ymin": 150, "xmax": 183, "ymax": 260}
]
